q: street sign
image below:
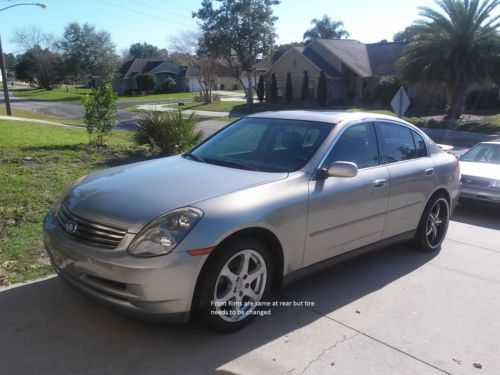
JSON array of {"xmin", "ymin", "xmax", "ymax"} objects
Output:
[{"xmin": 391, "ymin": 86, "xmax": 410, "ymax": 118}]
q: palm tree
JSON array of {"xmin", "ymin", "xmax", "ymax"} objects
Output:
[
  {"xmin": 398, "ymin": 0, "xmax": 500, "ymax": 121},
  {"xmin": 303, "ymin": 15, "xmax": 350, "ymax": 43}
]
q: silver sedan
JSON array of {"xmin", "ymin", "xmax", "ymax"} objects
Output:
[
  {"xmin": 43, "ymin": 111, "xmax": 460, "ymax": 332},
  {"xmin": 459, "ymin": 141, "xmax": 500, "ymax": 204}
]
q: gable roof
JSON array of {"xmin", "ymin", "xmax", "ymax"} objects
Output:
[
  {"xmin": 265, "ymin": 39, "xmax": 407, "ymax": 80},
  {"xmin": 118, "ymin": 58, "xmax": 181, "ymax": 79},
  {"xmin": 366, "ymin": 42, "xmax": 408, "ymax": 76},
  {"xmin": 310, "ymin": 39, "xmax": 372, "ymax": 77},
  {"xmin": 185, "ymin": 63, "xmax": 234, "ymax": 78}
]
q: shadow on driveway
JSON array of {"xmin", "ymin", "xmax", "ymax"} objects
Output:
[
  {"xmin": 452, "ymin": 201, "xmax": 500, "ymax": 230},
  {"xmin": 0, "ymin": 244, "xmax": 436, "ymax": 374}
]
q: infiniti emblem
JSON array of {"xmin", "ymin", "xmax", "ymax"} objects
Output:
[{"xmin": 65, "ymin": 220, "xmax": 78, "ymax": 234}]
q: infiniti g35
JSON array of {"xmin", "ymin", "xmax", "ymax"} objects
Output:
[{"xmin": 43, "ymin": 111, "xmax": 460, "ymax": 331}]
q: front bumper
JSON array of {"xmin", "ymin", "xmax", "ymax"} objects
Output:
[
  {"xmin": 459, "ymin": 185, "xmax": 500, "ymax": 204},
  {"xmin": 43, "ymin": 212, "xmax": 207, "ymax": 321}
]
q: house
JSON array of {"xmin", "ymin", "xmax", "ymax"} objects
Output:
[
  {"xmin": 113, "ymin": 58, "xmax": 186, "ymax": 95},
  {"xmin": 185, "ymin": 62, "xmax": 250, "ymax": 93},
  {"xmin": 265, "ymin": 39, "xmax": 413, "ymax": 105}
]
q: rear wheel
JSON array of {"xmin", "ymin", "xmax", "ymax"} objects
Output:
[
  {"xmin": 193, "ymin": 237, "xmax": 272, "ymax": 332},
  {"xmin": 414, "ymin": 194, "xmax": 450, "ymax": 252}
]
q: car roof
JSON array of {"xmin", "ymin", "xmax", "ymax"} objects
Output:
[{"xmin": 248, "ymin": 110, "xmax": 409, "ymax": 125}]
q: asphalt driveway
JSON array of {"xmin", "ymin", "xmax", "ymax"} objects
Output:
[{"xmin": 0, "ymin": 203, "xmax": 499, "ymax": 375}]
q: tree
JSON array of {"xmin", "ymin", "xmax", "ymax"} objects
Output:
[
  {"xmin": 257, "ymin": 74, "xmax": 265, "ymax": 102},
  {"xmin": 303, "ymin": 15, "xmax": 350, "ymax": 43},
  {"xmin": 285, "ymin": 72, "xmax": 293, "ymax": 104},
  {"xmin": 129, "ymin": 42, "xmax": 162, "ymax": 58},
  {"xmin": 301, "ymin": 70, "xmax": 309, "ymax": 103},
  {"xmin": 136, "ymin": 73, "xmax": 156, "ymax": 92},
  {"xmin": 270, "ymin": 72, "xmax": 278, "ymax": 103},
  {"xmin": 82, "ymin": 83, "xmax": 117, "ymax": 145},
  {"xmin": 193, "ymin": 0, "xmax": 280, "ymax": 108},
  {"xmin": 59, "ymin": 22, "xmax": 119, "ymax": 83},
  {"xmin": 15, "ymin": 47, "xmax": 62, "ymax": 89},
  {"xmin": 393, "ymin": 26, "xmax": 419, "ymax": 42},
  {"xmin": 397, "ymin": 0, "xmax": 500, "ymax": 121},
  {"xmin": 317, "ymin": 70, "xmax": 327, "ymax": 106}
]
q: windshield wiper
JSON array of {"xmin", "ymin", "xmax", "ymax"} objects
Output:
[
  {"xmin": 183, "ymin": 153, "xmax": 206, "ymax": 163},
  {"xmin": 204, "ymin": 158, "xmax": 260, "ymax": 171}
]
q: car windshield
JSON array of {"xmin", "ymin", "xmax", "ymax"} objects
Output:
[
  {"xmin": 184, "ymin": 117, "xmax": 334, "ymax": 172},
  {"xmin": 460, "ymin": 143, "xmax": 500, "ymax": 165}
]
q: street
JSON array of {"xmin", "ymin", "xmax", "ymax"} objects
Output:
[{"xmin": 0, "ymin": 203, "xmax": 498, "ymax": 375}]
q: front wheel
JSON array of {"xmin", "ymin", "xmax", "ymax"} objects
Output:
[
  {"xmin": 193, "ymin": 237, "xmax": 272, "ymax": 332},
  {"xmin": 414, "ymin": 194, "xmax": 450, "ymax": 252}
]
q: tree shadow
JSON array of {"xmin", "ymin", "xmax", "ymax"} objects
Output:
[{"xmin": 0, "ymin": 243, "xmax": 436, "ymax": 374}]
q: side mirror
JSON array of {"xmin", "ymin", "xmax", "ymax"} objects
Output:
[{"xmin": 325, "ymin": 161, "xmax": 359, "ymax": 178}]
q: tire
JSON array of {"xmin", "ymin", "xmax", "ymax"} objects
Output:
[
  {"xmin": 193, "ymin": 237, "xmax": 273, "ymax": 333},
  {"xmin": 414, "ymin": 193, "xmax": 450, "ymax": 252}
]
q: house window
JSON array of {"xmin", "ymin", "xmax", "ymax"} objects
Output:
[
  {"xmin": 308, "ymin": 80, "xmax": 316, "ymax": 98},
  {"xmin": 277, "ymin": 79, "xmax": 284, "ymax": 97}
]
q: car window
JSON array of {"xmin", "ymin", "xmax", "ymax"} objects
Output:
[
  {"xmin": 188, "ymin": 117, "xmax": 333, "ymax": 172},
  {"xmin": 412, "ymin": 131, "xmax": 428, "ymax": 157},
  {"xmin": 326, "ymin": 123, "xmax": 379, "ymax": 169},
  {"xmin": 460, "ymin": 143, "xmax": 500, "ymax": 164},
  {"xmin": 377, "ymin": 123, "xmax": 417, "ymax": 163}
]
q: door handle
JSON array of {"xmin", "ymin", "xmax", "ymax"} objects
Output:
[
  {"xmin": 425, "ymin": 168, "xmax": 435, "ymax": 176},
  {"xmin": 373, "ymin": 179, "xmax": 387, "ymax": 187}
]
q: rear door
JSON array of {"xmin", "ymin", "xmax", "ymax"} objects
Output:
[
  {"xmin": 304, "ymin": 122, "xmax": 390, "ymax": 266},
  {"xmin": 375, "ymin": 121, "xmax": 437, "ymax": 239}
]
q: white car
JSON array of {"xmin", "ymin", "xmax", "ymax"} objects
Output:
[{"xmin": 459, "ymin": 141, "xmax": 500, "ymax": 204}]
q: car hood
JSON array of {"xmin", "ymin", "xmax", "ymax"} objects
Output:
[
  {"xmin": 63, "ymin": 155, "xmax": 287, "ymax": 233},
  {"xmin": 460, "ymin": 161, "xmax": 500, "ymax": 180}
]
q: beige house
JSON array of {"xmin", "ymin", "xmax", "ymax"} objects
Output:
[{"xmin": 265, "ymin": 39, "xmax": 409, "ymax": 105}]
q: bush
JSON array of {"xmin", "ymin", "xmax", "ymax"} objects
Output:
[
  {"xmin": 157, "ymin": 77, "xmax": 176, "ymax": 94},
  {"xmin": 465, "ymin": 90, "xmax": 500, "ymax": 110},
  {"xmin": 301, "ymin": 70, "xmax": 309, "ymax": 103},
  {"xmin": 317, "ymin": 70, "xmax": 327, "ymax": 106},
  {"xmin": 270, "ymin": 73, "xmax": 278, "ymax": 103},
  {"xmin": 136, "ymin": 73, "xmax": 156, "ymax": 92},
  {"xmin": 285, "ymin": 72, "xmax": 293, "ymax": 105},
  {"xmin": 82, "ymin": 83, "xmax": 117, "ymax": 145},
  {"xmin": 257, "ymin": 74, "xmax": 265, "ymax": 103},
  {"xmin": 133, "ymin": 110, "xmax": 203, "ymax": 155}
]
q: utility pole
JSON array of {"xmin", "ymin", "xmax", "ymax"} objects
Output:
[
  {"xmin": 0, "ymin": 33, "xmax": 12, "ymax": 115},
  {"xmin": 0, "ymin": 3, "xmax": 47, "ymax": 116}
]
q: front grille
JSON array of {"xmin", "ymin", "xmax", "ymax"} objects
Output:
[
  {"xmin": 56, "ymin": 204, "xmax": 127, "ymax": 249},
  {"xmin": 461, "ymin": 175, "xmax": 492, "ymax": 188}
]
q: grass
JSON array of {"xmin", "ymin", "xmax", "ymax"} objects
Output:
[
  {"xmin": 14, "ymin": 87, "xmax": 197, "ymax": 103},
  {"xmin": 0, "ymin": 120, "xmax": 150, "ymax": 285},
  {"xmin": 0, "ymin": 107, "xmax": 84, "ymax": 125},
  {"xmin": 15, "ymin": 87, "xmax": 92, "ymax": 101}
]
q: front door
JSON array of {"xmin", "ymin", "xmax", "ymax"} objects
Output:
[{"xmin": 304, "ymin": 122, "xmax": 390, "ymax": 267}]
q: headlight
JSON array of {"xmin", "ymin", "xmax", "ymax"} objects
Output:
[
  {"xmin": 128, "ymin": 207, "xmax": 203, "ymax": 257},
  {"xmin": 51, "ymin": 175, "xmax": 87, "ymax": 213}
]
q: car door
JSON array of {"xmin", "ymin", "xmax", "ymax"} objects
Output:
[
  {"xmin": 375, "ymin": 121, "xmax": 437, "ymax": 239},
  {"xmin": 304, "ymin": 122, "xmax": 391, "ymax": 267}
]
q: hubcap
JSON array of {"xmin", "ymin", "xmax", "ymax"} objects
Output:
[
  {"xmin": 213, "ymin": 249, "xmax": 267, "ymax": 322},
  {"xmin": 425, "ymin": 198, "xmax": 448, "ymax": 248}
]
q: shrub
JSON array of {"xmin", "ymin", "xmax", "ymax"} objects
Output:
[
  {"xmin": 257, "ymin": 74, "xmax": 265, "ymax": 103},
  {"xmin": 136, "ymin": 73, "xmax": 156, "ymax": 92},
  {"xmin": 157, "ymin": 77, "xmax": 177, "ymax": 93},
  {"xmin": 285, "ymin": 72, "xmax": 293, "ymax": 105},
  {"xmin": 317, "ymin": 70, "xmax": 327, "ymax": 106},
  {"xmin": 465, "ymin": 90, "xmax": 500, "ymax": 110},
  {"xmin": 133, "ymin": 110, "xmax": 203, "ymax": 155},
  {"xmin": 301, "ymin": 70, "xmax": 309, "ymax": 103},
  {"xmin": 270, "ymin": 73, "xmax": 278, "ymax": 103},
  {"xmin": 82, "ymin": 83, "xmax": 117, "ymax": 145}
]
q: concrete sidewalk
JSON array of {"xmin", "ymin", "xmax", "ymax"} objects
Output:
[{"xmin": 136, "ymin": 104, "xmax": 230, "ymax": 118}]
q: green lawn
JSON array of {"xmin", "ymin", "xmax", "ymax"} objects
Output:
[
  {"xmin": 14, "ymin": 87, "xmax": 197, "ymax": 103},
  {"xmin": 15, "ymin": 87, "xmax": 92, "ymax": 101},
  {"xmin": 0, "ymin": 120, "xmax": 149, "ymax": 285},
  {"xmin": 0, "ymin": 107, "xmax": 84, "ymax": 125}
]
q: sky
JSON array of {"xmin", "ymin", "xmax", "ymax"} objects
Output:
[{"xmin": 0, "ymin": 0, "xmax": 491, "ymax": 55}]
